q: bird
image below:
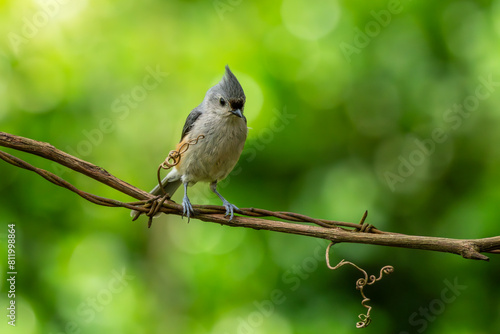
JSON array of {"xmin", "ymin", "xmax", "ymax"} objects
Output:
[{"xmin": 133, "ymin": 65, "xmax": 248, "ymax": 221}]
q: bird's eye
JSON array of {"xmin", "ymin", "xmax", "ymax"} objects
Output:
[{"xmin": 219, "ymin": 97, "xmax": 226, "ymax": 106}]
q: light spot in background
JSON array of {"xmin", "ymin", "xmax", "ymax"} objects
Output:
[
  {"xmin": 295, "ymin": 49, "xmax": 348, "ymax": 109},
  {"xmin": 67, "ymin": 233, "xmax": 128, "ymax": 291},
  {"xmin": 33, "ymin": 0, "xmax": 88, "ymax": 22},
  {"xmin": 435, "ymin": 196, "xmax": 487, "ymax": 238},
  {"xmin": 292, "ymin": 161, "xmax": 381, "ymax": 224},
  {"xmin": 11, "ymin": 57, "xmax": 66, "ymax": 113},
  {"xmin": 320, "ymin": 161, "xmax": 379, "ymax": 221},
  {"xmin": 374, "ymin": 134, "xmax": 434, "ymax": 194},
  {"xmin": 345, "ymin": 79, "xmax": 400, "ymax": 137},
  {"xmin": 227, "ymin": 240, "xmax": 264, "ymax": 281},
  {"xmin": 372, "ymin": 18, "xmax": 431, "ymax": 78},
  {"xmin": 408, "ymin": 74, "xmax": 463, "ymax": 129},
  {"xmin": 494, "ymin": 0, "xmax": 500, "ymax": 35},
  {"xmin": 167, "ymin": 220, "xmax": 222, "ymax": 254},
  {"xmin": 0, "ymin": 81, "xmax": 7, "ymax": 120},
  {"xmin": 0, "ymin": 297, "xmax": 38, "ymax": 333},
  {"xmin": 441, "ymin": 1, "xmax": 486, "ymax": 60},
  {"xmin": 267, "ymin": 232, "xmax": 325, "ymax": 271},
  {"xmin": 164, "ymin": 222, "xmax": 262, "ymax": 284},
  {"xmin": 0, "ymin": 52, "xmax": 10, "ymax": 120},
  {"xmin": 281, "ymin": 0, "xmax": 341, "ymax": 41},
  {"xmin": 210, "ymin": 309, "xmax": 293, "ymax": 334},
  {"xmin": 167, "ymin": 220, "xmax": 247, "ymax": 255},
  {"xmin": 55, "ymin": 234, "xmax": 135, "ymax": 330},
  {"xmin": 263, "ymin": 27, "xmax": 321, "ymax": 81}
]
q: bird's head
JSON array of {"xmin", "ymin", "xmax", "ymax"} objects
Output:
[{"xmin": 205, "ymin": 65, "xmax": 246, "ymax": 119}]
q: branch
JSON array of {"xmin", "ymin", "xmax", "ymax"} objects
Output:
[
  {"xmin": 1, "ymin": 131, "xmax": 499, "ymax": 261},
  {"xmin": 2, "ymin": 131, "xmax": 499, "ymax": 328}
]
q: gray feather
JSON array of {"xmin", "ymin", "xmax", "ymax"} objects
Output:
[
  {"xmin": 150, "ymin": 176, "xmax": 182, "ymax": 197},
  {"xmin": 219, "ymin": 65, "xmax": 245, "ymax": 101},
  {"xmin": 180, "ymin": 108, "xmax": 203, "ymax": 140}
]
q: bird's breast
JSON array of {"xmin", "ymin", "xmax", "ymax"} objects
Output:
[{"xmin": 179, "ymin": 115, "xmax": 247, "ymax": 183}]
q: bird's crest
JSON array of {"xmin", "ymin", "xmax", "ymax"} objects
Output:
[{"xmin": 219, "ymin": 65, "xmax": 245, "ymax": 101}]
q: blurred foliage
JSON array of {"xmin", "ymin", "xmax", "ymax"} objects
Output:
[{"xmin": 1, "ymin": 0, "xmax": 500, "ymax": 333}]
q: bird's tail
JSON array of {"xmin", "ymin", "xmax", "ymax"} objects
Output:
[
  {"xmin": 149, "ymin": 176, "xmax": 182, "ymax": 197},
  {"xmin": 130, "ymin": 176, "xmax": 182, "ymax": 217}
]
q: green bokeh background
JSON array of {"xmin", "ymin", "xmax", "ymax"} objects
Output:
[{"xmin": 1, "ymin": 0, "xmax": 500, "ymax": 333}]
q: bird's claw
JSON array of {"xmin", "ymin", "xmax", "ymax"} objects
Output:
[
  {"xmin": 223, "ymin": 201, "xmax": 239, "ymax": 221},
  {"xmin": 182, "ymin": 195, "xmax": 194, "ymax": 221}
]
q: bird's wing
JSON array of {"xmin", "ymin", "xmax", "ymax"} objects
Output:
[{"xmin": 180, "ymin": 107, "xmax": 202, "ymax": 141}]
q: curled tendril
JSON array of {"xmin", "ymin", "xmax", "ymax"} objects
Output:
[
  {"xmin": 160, "ymin": 134, "xmax": 205, "ymax": 170},
  {"xmin": 162, "ymin": 151, "xmax": 181, "ymax": 169},
  {"xmin": 356, "ymin": 313, "xmax": 371, "ymax": 328},
  {"xmin": 325, "ymin": 241, "xmax": 394, "ymax": 329},
  {"xmin": 356, "ymin": 278, "xmax": 367, "ymax": 290},
  {"xmin": 156, "ymin": 134, "xmax": 205, "ymax": 196}
]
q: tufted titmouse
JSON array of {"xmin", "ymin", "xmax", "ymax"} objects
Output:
[{"xmin": 134, "ymin": 65, "xmax": 247, "ymax": 220}]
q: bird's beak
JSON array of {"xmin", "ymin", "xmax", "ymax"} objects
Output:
[{"xmin": 231, "ymin": 109, "xmax": 243, "ymax": 118}]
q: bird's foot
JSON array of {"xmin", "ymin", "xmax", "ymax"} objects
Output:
[
  {"xmin": 182, "ymin": 194, "xmax": 194, "ymax": 222},
  {"xmin": 222, "ymin": 200, "xmax": 239, "ymax": 221}
]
